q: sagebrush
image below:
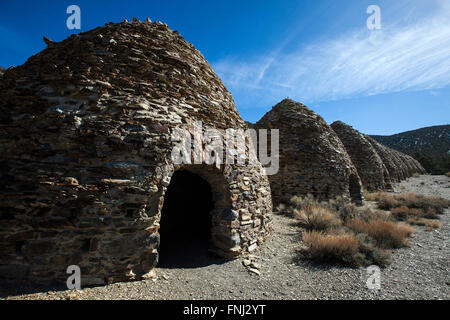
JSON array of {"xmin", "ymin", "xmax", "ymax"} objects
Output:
[{"xmin": 293, "ymin": 191, "xmax": 448, "ymax": 267}]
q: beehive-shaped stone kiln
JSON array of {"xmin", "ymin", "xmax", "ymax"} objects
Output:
[
  {"xmin": 0, "ymin": 20, "xmax": 272, "ymax": 284},
  {"xmin": 331, "ymin": 121, "xmax": 392, "ymax": 191},
  {"xmin": 365, "ymin": 135, "xmax": 403, "ymax": 183},
  {"xmin": 331, "ymin": 121, "xmax": 426, "ymax": 190},
  {"xmin": 255, "ymin": 99, "xmax": 364, "ymax": 205}
]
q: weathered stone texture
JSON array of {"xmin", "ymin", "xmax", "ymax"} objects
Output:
[
  {"xmin": 365, "ymin": 135, "xmax": 402, "ymax": 183},
  {"xmin": 331, "ymin": 122, "xmax": 426, "ymax": 191},
  {"xmin": 0, "ymin": 20, "xmax": 272, "ymax": 284},
  {"xmin": 255, "ymin": 99, "xmax": 364, "ymax": 205},
  {"xmin": 412, "ymin": 158, "xmax": 426, "ymax": 174},
  {"xmin": 367, "ymin": 134, "xmax": 425, "ymax": 181},
  {"xmin": 331, "ymin": 121, "xmax": 390, "ymax": 191}
]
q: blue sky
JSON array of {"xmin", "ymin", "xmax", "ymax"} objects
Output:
[{"xmin": 0, "ymin": 0, "xmax": 449, "ymax": 135}]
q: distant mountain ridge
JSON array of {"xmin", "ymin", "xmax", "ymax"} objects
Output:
[
  {"xmin": 370, "ymin": 125, "xmax": 450, "ymax": 174},
  {"xmin": 370, "ymin": 125, "xmax": 450, "ymax": 157}
]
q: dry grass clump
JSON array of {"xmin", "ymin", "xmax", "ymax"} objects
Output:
[
  {"xmin": 354, "ymin": 233, "xmax": 392, "ymax": 266},
  {"xmin": 371, "ymin": 192, "xmax": 400, "ymax": 210},
  {"xmin": 390, "ymin": 206, "xmax": 423, "ymax": 221},
  {"xmin": 291, "ymin": 194, "xmax": 416, "ymax": 267},
  {"xmin": 290, "ymin": 194, "xmax": 321, "ymax": 211},
  {"xmin": 291, "ymin": 190, "xmax": 447, "ymax": 267},
  {"xmin": 346, "ymin": 218, "xmax": 414, "ymax": 249},
  {"xmin": 413, "ymin": 172, "xmax": 421, "ymax": 177},
  {"xmin": 407, "ymin": 218, "xmax": 442, "ymax": 231},
  {"xmin": 368, "ymin": 192, "xmax": 450, "ymax": 215},
  {"xmin": 351, "ymin": 206, "xmax": 391, "ymax": 222},
  {"xmin": 327, "ymin": 196, "xmax": 360, "ymax": 220},
  {"xmin": 294, "ymin": 206, "xmax": 341, "ymax": 231},
  {"xmin": 363, "ymin": 190, "xmax": 378, "ymax": 201},
  {"xmin": 362, "ymin": 191, "xmax": 448, "ymax": 232},
  {"xmin": 445, "ymin": 172, "xmax": 450, "ymax": 177},
  {"xmin": 301, "ymin": 231, "xmax": 360, "ymax": 265},
  {"xmin": 396, "ymin": 193, "xmax": 450, "ymax": 215},
  {"xmin": 300, "ymin": 230, "xmax": 393, "ymax": 267}
]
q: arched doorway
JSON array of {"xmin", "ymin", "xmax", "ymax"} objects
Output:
[
  {"xmin": 158, "ymin": 169, "xmax": 225, "ymax": 268},
  {"xmin": 349, "ymin": 173, "xmax": 363, "ymax": 205}
]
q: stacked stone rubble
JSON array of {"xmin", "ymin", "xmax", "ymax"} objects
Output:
[
  {"xmin": 255, "ymin": 99, "xmax": 364, "ymax": 205},
  {"xmin": 0, "ymin": 20, "xmax": 272, "ymax": 285}
]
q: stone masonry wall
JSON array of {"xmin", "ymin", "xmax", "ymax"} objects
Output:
[
  {"xmin": 365, "ymin": 136, "xmax": 401, "ymax": 183},
  {"xmin": 0, "ymin": 20, "xmax": 272, "ymax": 285},
  {"xmin": 331, "ymin": 121, "xmax": 390, "ymax": 191},
  {"xmin": 331, "ymin": 122, "xmax": 426, "ymax": 192},
  {"xmin": 255, "ymin": 99, "xmax": 364, "ymax": 205}
]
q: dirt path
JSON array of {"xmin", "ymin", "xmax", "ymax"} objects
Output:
[{"xmin": 2, "ymin": 175, "xmax": 449, "ymax": 300}]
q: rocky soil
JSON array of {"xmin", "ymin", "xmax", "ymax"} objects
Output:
[{"xmin": 1, "ymin": 175, "xmax": 449, "ymax": 300}]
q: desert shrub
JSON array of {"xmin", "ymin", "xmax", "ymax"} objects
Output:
[
  {"xmin": 327, "ymin": 195, "xmax": 347, "ymax": 210},
  {"xmin": 290, "ymin": 192, "xmax": 440, "ymax": 267},
  {"xmin": 294, "ymin": 206, "xmax": 341, "ymax": 231},
  {"xmin": 421, "ymin": 207, "xmax": 439, "ymax": 219},
  {"xmin": 354, "ymin": 233, "xmax": 392, "ymax": 267},
  {"xmin": 301, "ymin": 228, "xmax": 393, "ymax": 267},
  {"xmin": 352, "ymin": 206, "xmax": 391, "ymax": 222},
  {"xmin": 346, "ymin": 218, "xmax": 414, "ymax": 249},
  {"xmin": 390, "ymin": 206, "xmax": 423, "ymax": 221},
  {"xmin": 363, "ymin": 191, "xmax": 378, "ymax": 201},
  {"xmin": 337, "ymin": 203, "xmax": 360, "ymax": 221},
  {"xmin": 301, "ymin": 231, "xmax": 360, "ymax": 265},
  {"xmin": 326, "ymin": 196, "xmax": 373, "ymax": 221},
  {"xmin": 375, "ymin": 193, "xmax": 400, "ymax": 210},
  {"xmin": 368, "ymin": 192, "xmax": 450, "ymax": 216},
  {"xmin": 407, "ymin": 218, "xmax": 442, "ymax": 230},
  {"xmin": 397, "ymin": 193, "xmax": 450, "ymax": 215},
  {"xmin": 290, "ymin": 194, "xmax": 320, "ymax": 211}
]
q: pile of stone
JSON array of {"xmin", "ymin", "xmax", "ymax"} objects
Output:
[
  {"xmin": 0, "ymin": 19, "xmax": 272, "ymax": 285},
  {"xmin": 255, "ymin": 99, "xmax": 364, "ymax": 205},
  {"xmin": 242, "ymin": 255, "xmax": 262, "ymax": 276}
]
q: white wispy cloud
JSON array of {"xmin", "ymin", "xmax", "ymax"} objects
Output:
[{"xmin": 213, "ymin": 1, "xmax": 450, "ymax": 105}]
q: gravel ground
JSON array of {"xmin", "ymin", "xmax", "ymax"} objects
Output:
[{"xmin": 2, "ymin": 175, "xmax": 449, "ymax": 300}]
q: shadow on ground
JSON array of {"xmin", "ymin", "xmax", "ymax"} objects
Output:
[{"xmin": 157, "ymin": 238, "xmax": 228, "ymax": 269}]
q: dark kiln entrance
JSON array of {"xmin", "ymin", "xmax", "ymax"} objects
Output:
[{"xmin": 158, "ymin": 170, "xmax": 221, "ymax": 268}]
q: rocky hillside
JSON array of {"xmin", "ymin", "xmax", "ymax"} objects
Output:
[{"xmin": 370, "ymin": 125, "xmax": 450, "ymax": 157}]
